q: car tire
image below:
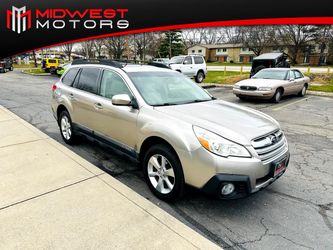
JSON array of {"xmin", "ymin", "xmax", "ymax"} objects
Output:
[
  {"xmin": 9, "ymin": 66, "xmax": 13, "ymax": 71},
  {"xmin": 143, "ymin": 144, "xmax": 184, "ymax": 202},
  {"xmin": 58, "ymin": 110, "xmax": 77, "ymax": 145},
  {"xmin": 298, "ymin": 85, "xmax": 307, "ymax": 97},
  {"xmin": 237, "ymin": 95, "xmax": 246, "ymax": 101},
  {"xmin": 195, "ymin": 71, "xmax": 205, "ymax": 83},
  {"xmin": 0, "ymin": 68, "xmax": 5, "ymax": 73},
  {"xmin": 272, "ymin": 89, "xmax": 283, "ymax": 103}
]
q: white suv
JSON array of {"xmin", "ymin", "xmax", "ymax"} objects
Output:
[{"xmin": 169, "ymin": 55, "xmax": 207, "ymax": 83}]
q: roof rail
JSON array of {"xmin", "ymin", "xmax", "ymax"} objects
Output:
[{"xmin": 72, "ymin": 59, "xmax": 124, "ymax": 68}]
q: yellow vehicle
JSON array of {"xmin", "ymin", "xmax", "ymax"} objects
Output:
[{"xmin": 42, "ymin": 58, "xmax": 60, "ymax": 73}]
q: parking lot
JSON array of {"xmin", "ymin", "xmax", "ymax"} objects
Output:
[{"xmin": 0, "ymin": 70, "xmax": 332, "ymax": 249}]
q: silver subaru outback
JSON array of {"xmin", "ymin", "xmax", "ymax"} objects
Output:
[{"xmin": 51, "ymin": 60, "xmax": 290, "ymax": 201}]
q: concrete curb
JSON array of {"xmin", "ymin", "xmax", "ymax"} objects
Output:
[{"xmin": 201, "ymin": 84, "xmax": 333, "ymax": 98}]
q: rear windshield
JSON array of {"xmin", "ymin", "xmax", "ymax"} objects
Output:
[
  {"xmin": 252, "ymin": 70, "xmax": 288, "ymax": 80},
  {"xmin": 48, "ymin": 59, "xmax": 57, "ymax": 63}
]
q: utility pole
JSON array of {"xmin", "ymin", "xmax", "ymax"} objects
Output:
[{"xmin": 143, "ymin": 33, "xmax": 146, "ymax": 63}]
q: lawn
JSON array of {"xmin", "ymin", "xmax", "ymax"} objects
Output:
[
  {"xmin": 23, "ymin": 68, "xmax": 48, "ymax": 74},
  {"xmin": 207, "ymin": 62, "xmax": 251, "ymax": 67},
  {"xmin": 204, "ymin": 71, "xmax": 248, "ymax": 84},
  {"xmin": 13, "ymin": 63, "xmax": 40, "ymax": 68}
]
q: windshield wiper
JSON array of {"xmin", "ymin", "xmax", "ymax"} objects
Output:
[
  {"xmin": 153, "ymin": 103, "xmax": 176, "ymax": 107},
  {"xmin": 184, "ymin": 99, "xmax": 213, "ymax": 104}
]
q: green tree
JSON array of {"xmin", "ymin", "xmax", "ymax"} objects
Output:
[{"xmin": 157, "ymin": 30, "xmax": 185, "ymax": 58}]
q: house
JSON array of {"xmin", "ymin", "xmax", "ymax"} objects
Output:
[
  {"xmin": 188, "ymin": 44, "xmax": 255, "ymax": 63},
  {"xmin": 188, "ymin": 43, "xmax": 329, "ymax": 65}
]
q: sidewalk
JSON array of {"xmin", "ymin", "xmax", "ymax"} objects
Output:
[{"xmin": 0, "ymin": 106, "xmax": 220, "ymax": 250}]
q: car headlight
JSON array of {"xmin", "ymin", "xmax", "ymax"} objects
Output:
[
  {"xmin": 258, "ymin": 87, "xmax": 272, "ymax": 91},
  {"xmin": 233, "ymin": 85, "xmax": 240, "ymax": 89},
  {"xmin": 193, "ymin": 126, "xmax": 251, "ymax": 158}
]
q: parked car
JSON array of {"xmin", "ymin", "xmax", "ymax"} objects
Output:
[
  {"xmin": 42, "ymin": 58, "xmax": 60, "ymax": 73},
  {"xmin": 152, "ymin": 58, "xmax": 170, "ymax": 65},
  {"xmin": 51, "ymin": 60, "xmax": 290, "ymax": 201},
  {"xmin": 169, "ymin": 55, "xmax": 207, "ymax": 83},
  {"xmin": 250, "ymin": 53, "xmax": 290, "ymax": 77},
  {"xmin": 0, "ymin": 58, "xmax": 14, "ymax": 73},
  {"xmin": 233, "ymin": 68, "xmax": 310, "ymax": 103},
  {"xmin": 56, "ymin": 63, "xmax": 71, "ymax": 76}
]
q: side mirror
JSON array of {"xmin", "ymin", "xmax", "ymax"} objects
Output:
[
  {"xmin": 289, "ymin": 78, "xmax": 295, "ymax": 82},
  {"xmin": 112, "ymin": 94, "xmax": 132, "ymax": 106}
]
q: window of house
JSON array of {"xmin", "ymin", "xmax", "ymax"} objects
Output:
[
  {"xmin": 223, "ymin": 56, "xmax": 228, "ymax": 62},
  {"xmin": 192, "ymin": 50, "xmax": 195, "ymax": 53},
  {"xmin": 217, "ymin": 48, "xmax": 227, "ymax": 53},
  {"xmin": 239, "ymin": 56, "xmax": 244, "ymax": 63},
  {"xmin": 249, "ymin": 56, "xmax": 254, "ymax": 63},
  {"xmin": 241, "ymin": 48, "xmax": 248, "ymax": 52},
  {"xmin": 198, "ymin": 49, "xmax": 202, "ymax": 53}
]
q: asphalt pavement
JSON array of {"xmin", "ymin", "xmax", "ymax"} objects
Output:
[{"xmin": 0, "ymin": 69, "xmax": 332, "ymax": 249}]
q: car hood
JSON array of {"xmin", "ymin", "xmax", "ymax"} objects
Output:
[
  {"xmin": 236, "ymin": 78, "xmax": 286, "ymax": 87},
  {"xmin": 154, "ymin": 100, "xmax": 279, "ymax": 145}
]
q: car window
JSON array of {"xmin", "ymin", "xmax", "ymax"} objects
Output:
[
  {"xmin": 48, "ymin": 59, "xmax": 57, "ymax": 63},
  {"xmin": 100, "ymin": 70, "xmax": 132, "ymax": 99},
  {"xmin": 194, "ymin": 56, "xmax": 204, "ymax": 64},
  {"xmin": 288, "ymin": 71, "xmax": 295, "ymax": 79},
  {"xmin": 294, "ymin": 70, "xmax": 303, "ymax": 79},
  {"xmin": 61, "ymin": 68, "xmax": 79, "ymax": 86},
  {"xmin": 77, "ymin": 67, "xmax": 100, "ymax": 94},
  {"xmin": 128, "ymin": 71, "xmax": 212, "ymax": 106},
  {"xmin": 183, "ymin": 56, "xmax": 192, "ymax": 65}
]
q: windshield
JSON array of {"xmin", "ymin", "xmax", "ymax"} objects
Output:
[
  {"xmin": 169, "ymin": 56, "xmax": 184, "ymax": 64},
  {"xmin": 128, "ymin": 71, "xmax": 213, "ymax": 106},
  {"xmin": 252, "ymin": 70, "xmax": 288, "ymax": 80}
]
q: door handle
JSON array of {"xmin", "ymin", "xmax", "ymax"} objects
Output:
[
  {"xmin": 94, "ymin": 103, "xmax": 103, "ymax": 110},
  {"xmin": 69, "ymin": 93, "xmax": 74, "ymax": 99}
]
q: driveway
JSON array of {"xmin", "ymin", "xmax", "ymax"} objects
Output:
[{"xmin": 0, "ymin": 70, "xmax": 332, "ymax": 249}]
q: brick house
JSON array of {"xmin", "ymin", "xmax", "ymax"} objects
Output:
[{"xmin": 187, "ymin": 43, "xmax": 329, "ymax": 65}]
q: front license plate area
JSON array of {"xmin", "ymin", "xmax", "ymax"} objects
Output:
[{"xmin": 272, "ymin": 158, "xmax": 287, "ymax": 177}]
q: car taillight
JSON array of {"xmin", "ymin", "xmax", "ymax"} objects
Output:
[{"xmin": 52, "ymin": 84, "xmax": 57, "ymax": 92}]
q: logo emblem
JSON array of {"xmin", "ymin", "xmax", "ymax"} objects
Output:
[
  {"xmin": 7, "ymin": 6, "xmax": 32, "ymax": 34},
  {"xmin": 268, "ymin": 135, "xmax": 277, "ymax": 144}
]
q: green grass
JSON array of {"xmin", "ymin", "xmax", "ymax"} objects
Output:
[
  {"xmin": 309, "ymin": 81, "xmax": 333, "ymax": 92},
  {"xmin": 204, "ymin": 71, "xmax": 246, "ymax": 84},
  {"xmin": 23, "ymin": 68, "xmax": 48, "ymax": 74},
  {"xmin": 13, "ymin": 63, "xmax": 40, "ymax": 68},
  {"xmin": 207, "ymin": 62, "xmax": 251, "ymax": 66}
]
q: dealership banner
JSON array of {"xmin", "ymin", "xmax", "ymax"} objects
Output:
[{"xmin": 1, "ymin": 0, "xmax": 333, "ymax": 58}]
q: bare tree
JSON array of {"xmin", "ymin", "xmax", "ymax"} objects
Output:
[
  {"xmin": 61, "ymin": 43, "xmax": 74, "ymax": 60},
  {"xmin": 201, "ymin": 28, "xmax": 226, "ymax": 44},
  {"xmin": 93, "ymin": 39, "xmax": 105, "ymax": 58},
  {"xmin": 313, "ymin": 25, "xmax": 333, "ymax": 65},
  {"xmin": 181, "ymin": 28, "xmax": 206, "ymax": 48},
  {"xmin": 278, "ymin": 25, "xmax": 317, "ymax": 65},
  {"xmin": 80, "ymin": 41, "xmax": 95, "ymax": 59},
  {"xmin": 239, "ymin": 26, "xmax": 276, "ymax": 56},
  {"xmin": 104, "ymin": 36, "xmax": 126, "ymax": 59}
]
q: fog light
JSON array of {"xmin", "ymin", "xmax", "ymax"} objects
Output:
[{"xmin": 221, "ymin": 183, "xmax": 235, "ymax": 196}]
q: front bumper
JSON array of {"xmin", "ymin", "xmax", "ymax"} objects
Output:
[
  {"xmin": 201, "ymin": 153, "xmax": 290, "ymax": 199},
  {"xmin": 233, "ymin": 89, "xmax": 274, "ymax": 99},
  {"xmin": 178, "ymin": 144, "xmax": 290, "ymax": 199}
]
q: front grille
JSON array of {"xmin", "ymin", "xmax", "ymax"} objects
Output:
[
  {"xmin": 252, "ymin": 130, "xmax": 288, "ymax": 164},
  {"xmin": 240, "ymin": 86, "xmax": 257, "ymax": 91}
]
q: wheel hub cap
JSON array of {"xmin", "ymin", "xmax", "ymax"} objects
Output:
[{"xmin": 147, "ymin": 154, "xmax": 175, "ymax": 194}]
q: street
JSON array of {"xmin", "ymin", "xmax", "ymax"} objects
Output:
[{"xmin": 0, "ymin": 70, "xmax": 332, "ymax": 249}]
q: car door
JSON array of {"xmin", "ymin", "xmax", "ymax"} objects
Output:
[
  {"xmin": 92, "ymin": 69, "xmax": 139, "ymax": 152},
  {"xmin": 284, "ymin": 70, "xmax": 297, "ymax": 95},
  {"xmin": 70, "ymin": 67, "xmax": 102, "ymax": 133},
  {"xmin": 180, "ymin": 56, "xmax": 195, "ymax": 77},
  {"xmin": 293, "ymin": 70, "xmax": 306, "ymax": 94}
]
